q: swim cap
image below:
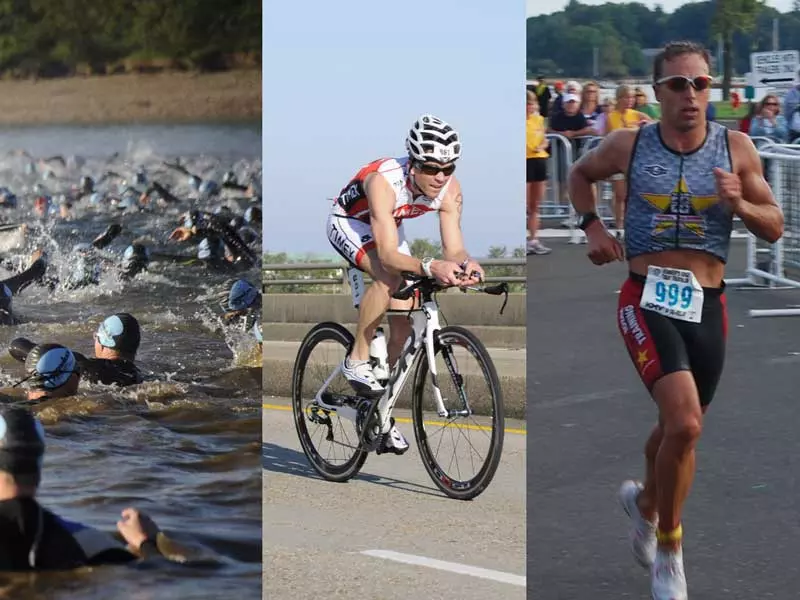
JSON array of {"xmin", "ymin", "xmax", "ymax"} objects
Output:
[
  {"xmin": 79, "ymin": 176, "xmax": 94, "ymax": 193},
  {"xmin": 95, "ymin": 313, "xmax": 141, "ymax": 355},
  {"xmin": 89, "ymin": 192, "xmax": 103, "ymax": 205},
  {"xmin": 122, "ymin": 244, "xmax": 150, "ymax": 274},
  {"xmin": 244, "ymin": 205, "xmax": 261, "ymax": 226},
  {"xmin": 187, "ymin": 175, "xmax": 201, "ymax": 191},
  {"xmin": 228, "ymin": 279, "xmax": 259, "ymax": 311},
  {"xmin": 0, "ymin": 406, "xmax": 45, "ymax": 481},
  {"xmin": 198, "ymin": 237, "xmax": 225, "ymax": 261},
  {"xmin": 24, "ymin": 344, "xmax": 79, "ymax": 391},
  {"xmin": 200, "ymin": 180, "xmax": 219, "ymax": 197},
  {"xmin": 134, "ymin": 169, "xmax": 147, "ymax": 186}
]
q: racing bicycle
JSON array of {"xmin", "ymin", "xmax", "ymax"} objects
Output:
[{"xmin": 291, "ymin": 270, "xmax": 508, "ymax": 500}]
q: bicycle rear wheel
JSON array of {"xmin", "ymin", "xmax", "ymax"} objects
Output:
[
  {"xmin": 411, "ymin": 325, "xmax": 504, "ymax": 500},
  {"xmin": 292, "ymin": 322, "xmax": 368, "ymax": 482}
]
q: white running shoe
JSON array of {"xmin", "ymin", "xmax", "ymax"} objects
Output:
[
  {"xmin": 651, "ymin": 546, "xmax": 688, "ymax": 600},
  {"xmin": 341, "ymin": 356, "xmax": 384, "ymax": 397},
  {"xmin": 378, "ymin": 417, "xmax": 409, "ymax": 455},
  {"xmin": 526, "ymin": 239, "xmax": 552, "ymax": 255},
  {"xmin": 618, "ymin": 480, "xmax": 657, "ymax": 568}
]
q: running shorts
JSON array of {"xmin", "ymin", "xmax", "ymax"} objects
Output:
[
  {"xmin": 526, "ymin": 158, "xmax": 547, "ymax": 183},
  {"xmin": 617, "ymin": 272, "xmax": 727, "ymax": 407}
]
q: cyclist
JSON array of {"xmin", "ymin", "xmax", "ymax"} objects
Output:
[{"xmin": 325, "ymin": 114, "xmax": 484, "ymax": 454}]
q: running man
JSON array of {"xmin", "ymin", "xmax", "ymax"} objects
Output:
[
  {"xmin": 567, "ymin": 41, "xmax": 783, "ymax": 599},
  {"xmin": 326, "ymin": 115, "xmax": 484, "ymax": 454}
]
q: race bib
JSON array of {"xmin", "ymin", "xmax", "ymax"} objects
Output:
[{"xmin": 640, "ymin": 266, "xmax": 704, "ymax": 323}]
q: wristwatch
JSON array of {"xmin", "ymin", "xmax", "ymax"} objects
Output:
[
  {"xmin": 578, "ymin": 212, "xmax": 600, "ymax": 231},
  {"xmin": 421, "ymin": 257, "xmax": 434, "ymax": 277}
]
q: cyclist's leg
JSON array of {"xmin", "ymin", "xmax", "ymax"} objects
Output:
[
  {"xmin": 326, "ymin": 213, "xmax": 402, "ymax": 393},
  {"xmin": 386, "ymin": 226, "xmax": 414, "ymax": 365}
]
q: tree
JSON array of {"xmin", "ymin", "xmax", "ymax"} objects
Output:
[{"xmin": 712, "ymin": 0, "xmax": 764, "ymax": 100}]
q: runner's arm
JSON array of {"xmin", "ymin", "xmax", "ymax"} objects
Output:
[
  {"xmin": 365, "ymin": 174, "xmax": 427, "ymax": 275},
  {"xmin": 568, "ymin": 128, "xmax": 635, "ymax": 218},
  {"xmin": 438, "ymin": 178, "xmax": 469, "ymax": 265},
  {"xmin": 730, "ymin": 131, "xmax": 784, "ymax": 243}
]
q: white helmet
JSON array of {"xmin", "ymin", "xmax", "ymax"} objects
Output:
[{"xmin": 405, "ymin": 115, "xmax": 461, "ymax": 163}]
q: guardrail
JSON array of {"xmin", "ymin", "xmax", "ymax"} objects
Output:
[{"xmin": 262, "ymin": 257, "xmax": 526, "ymax": 291}]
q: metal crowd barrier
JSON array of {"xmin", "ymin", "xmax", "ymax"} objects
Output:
[{"xmin": 725, "ymin": 146, "xmax": 800, "ymax": 317}]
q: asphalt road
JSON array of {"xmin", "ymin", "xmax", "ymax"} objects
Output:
[
  {"xmin": 263, "ymin": 400, "xmax": 526, "ymax": 600},
  {"xmin": 528, "ymin": 239, "xmax": 800, "ymax": 599}
]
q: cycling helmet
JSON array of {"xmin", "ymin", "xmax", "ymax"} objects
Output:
[{"xmin": 405, "ymin": 114, "xmax": 461, "ymax": 164}]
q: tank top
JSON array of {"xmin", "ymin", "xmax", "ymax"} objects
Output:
[
  {"xmin": 624, "ymin": 122, "xmax": 734, "ymax": 264},
  {"xmin": 607, "ymin": 109, "xmax": 640, "ymax": 132},
  {"xmin": 332, "ymin": 157, "xmax": 450, "ymax": 224},
  {"xmin": 526, "ymin": 114, "xmax": 548, "ymax": 159}
]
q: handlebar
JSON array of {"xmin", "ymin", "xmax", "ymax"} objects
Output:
[{"xmin": 393, "ymin": 272, "xmax": 510, "ymax": 315}]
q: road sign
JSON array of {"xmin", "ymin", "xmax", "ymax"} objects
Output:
[{"xmin": 750, "ymin": 50, "xmax": 799, "ymax": 96}]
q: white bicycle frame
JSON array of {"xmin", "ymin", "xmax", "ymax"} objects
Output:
[{"xmin": 313, "ymin": 296, "xmax": 449, "ymax": 439}]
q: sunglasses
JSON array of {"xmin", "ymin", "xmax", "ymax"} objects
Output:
[
  {"xmin": 415, "ymin": 162, "xmax": 456, "ymax": 176},
  {"xmin": 656, "ymin": 75, "xmax": 712, "ymax": 92}
]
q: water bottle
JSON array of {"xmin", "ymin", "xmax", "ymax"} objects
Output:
[{"xmin": 369, "ymin": 328, "xmax": 390, "ymax": 382}]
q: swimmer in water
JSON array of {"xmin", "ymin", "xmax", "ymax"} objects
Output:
[
  {"xmin": 0, "ymin": 404, "xmax": 172, "ymax": 569},
  {"xmin": 168, "ymin": 209, "xmax": 257, "ymax": 272},
  {"xmin": 10, "ymin": 313, "xmax": 144, "ymax": 388},
  {"xmin": 12, "ymin": 344, "xmax": 82, "ymax": 402},
  {"xmin": 221, "ymin": 279, "xmax": 262, "ymax": 346}
]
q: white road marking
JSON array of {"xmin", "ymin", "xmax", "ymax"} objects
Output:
[{"xmin": 359, "ymin": 549, "xmax": 526, "ymax": 587}]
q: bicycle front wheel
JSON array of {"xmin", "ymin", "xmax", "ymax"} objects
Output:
[{"xmin": 411, "ymin": 325, "xmax": 505, "ymax": 500}]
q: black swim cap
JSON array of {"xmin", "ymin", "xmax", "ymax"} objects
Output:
[
  {"xmin": 95, "ymin": 313, "xmax": 141, "ymax": 355},
  {"xmin": 0, "ymin": 406, "xmax": 45, "ymax": 482}
]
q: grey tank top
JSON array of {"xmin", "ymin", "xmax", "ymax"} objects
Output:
[{"xmin": 624, "ymin": 122, "xmax": 734, "ymax": 263}]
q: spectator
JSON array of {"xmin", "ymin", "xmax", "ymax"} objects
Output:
[
  {"xmin": 526, "ymin": 91, "xmax": 551, "ymax": 256},
  {"xmin": 592, "ymin": 97, "xmax": 614, "ymax": 135},
  {"xmin": 548, "ymin": 93, "xmax": 595, "ymax": 152},
  {"xmin": 579, "ymin": 81, "xmax": 603, "ymax": 132},
  {"xmin": 782, "ymin": 70, "xmax": 800, "ymax": 118},
  {"xmin": 750, "ymin": 94, "xmax": 789, "ymax": 143},
  {"xmin": 534, "ymin": 76, "xmax": 553, "ymax": 120},
  {"xmin": 633, "ymin": 87, "xmax": 658, "ymax": 119},
  {"xmin": 551, "ymin": 80, "xmax": 582, "ymax": 119}
]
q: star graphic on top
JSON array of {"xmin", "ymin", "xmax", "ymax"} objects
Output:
[{"xmin": 641, "ymin": 176, "xmax": 718, "ymax": 214}]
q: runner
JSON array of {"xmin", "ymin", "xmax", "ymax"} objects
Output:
[
  {"xmin": 326, "ymin": 114, "xmax": 484, "ymax": 454},
  {"xmin": 0, "ymin": 405, "xmax": 172, "ymax": 569},
  {"xmin": 567, "ymin": 41, "xmax": 784, "ymax": 599}
]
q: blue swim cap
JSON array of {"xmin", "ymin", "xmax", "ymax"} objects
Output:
[
  {"xmin": 228, "ymin": 279, "xmax": 258, "ymax": 311},
  {"xmin": 199, "ymin": 180, "xmax": 219, "ymax": 197},
  {"xmin": 198, "ymin": 237, "xmax": 224, "ymax": 261},
  {"xmin": 96, "ymin": 313, "xmax": 141, "ymax": 354},
  {"xmin": 25, "ymin": 344, "xmax": 78, "ymax": 390},
  {"xmin": 188, "ymin": 175, "xmax": 201, "ymax": 191}
]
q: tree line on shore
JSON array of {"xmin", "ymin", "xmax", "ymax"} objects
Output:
[
  {"xmin": 0, "ymin": 0, "xmax": 261, "ymax": 79},
  {"xmin": 528, "ymin": 0, "xmax": 799, "ymax": 91}
]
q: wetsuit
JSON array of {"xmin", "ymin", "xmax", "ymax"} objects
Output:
[
  {"xmin": 0, "ymin": 497, "xmax": 160, "ymax": 569},
  {"xmin": 9, "ymin": 338, "xmax": 143, "ymax": 387}
]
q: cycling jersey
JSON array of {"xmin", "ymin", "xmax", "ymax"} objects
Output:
[
  {"xmin": 331, "ymin": 157, "xmax": 450, "ymax": 224},
  {"xmin": 624, "ymin": 122, "xmax": 734, "ymax": 264}
]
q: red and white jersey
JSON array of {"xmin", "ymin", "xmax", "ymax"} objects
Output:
[{"xmin": 331, "ymin": 157, "xmax": 450, "ymax": 223}]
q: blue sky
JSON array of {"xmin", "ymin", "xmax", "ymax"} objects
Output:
[
  {"xmin": 527, "ymin": 0, "xmax": 793, "ymax": 17},
  {"xmin": 263, "ymin": 1, "xmax": 525, "ymax": 258}
]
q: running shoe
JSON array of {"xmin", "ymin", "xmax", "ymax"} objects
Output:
[
  {"xmin": 526, "ymin": 239, "xmax": 552, "ymax": 255},
  {"xmin": 651, "ymin": 546, "xmax": 688, "ymax": 600},
  {"xmin": 618, "ymin": 480, "xmax": 657, "ymax": 568}
]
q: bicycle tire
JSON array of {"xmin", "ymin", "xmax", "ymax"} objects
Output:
[
  {"xmin": 411, "ymin": 325, "xmax": 505, "ymax": 500},
  {"xmin": 292, "ymin": 321, "xmax": 369, "ymax": 482}
]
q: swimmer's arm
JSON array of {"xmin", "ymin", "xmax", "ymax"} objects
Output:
[
  {"xmin": 729, "ymin": 131, "xmax": 784, "ymax": 243},
  {"xmin": 438, "ymin": 178, "xmax": 469, "ymax": 265},
  {"xmin": 366, "ymin": 173, "xmax": 427, "ymax": 275},
  {"xmin": 568, "ymin": 129, "xmax": 635, "ymax": 219}
]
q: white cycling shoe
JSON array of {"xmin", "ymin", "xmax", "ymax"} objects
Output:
[
  {"xmin": 341, "ymin": 356, "xmax": 385, "ymax": 397},
  {"xmin": 618, "ymin": 480, "xmax": 658, "ymax": 568},
  {"xmin": 378, "ymin": 417, "xmax": 409, "ymax": 455}
]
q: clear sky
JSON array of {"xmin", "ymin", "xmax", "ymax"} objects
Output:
[
  {"xmin": 264, "ymin": 1, "xmax": 525, "ymax": 257},
  {"xmin": 527, "ymin": 0, "xmax": 794, "ymax": 17}
]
